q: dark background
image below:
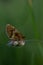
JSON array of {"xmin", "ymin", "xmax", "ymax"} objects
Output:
[{"xmin": 0, "ymin": 0, "xmax": 43, "ymax": 65}]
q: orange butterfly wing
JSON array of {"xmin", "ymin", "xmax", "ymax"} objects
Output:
[{"xmin": 6, "ymin": 24, "xmax": 25, "ymax": 41}]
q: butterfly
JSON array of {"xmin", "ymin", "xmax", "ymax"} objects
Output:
[{"xmin": 6, "ymin": 24, "xmax": 25, "ymax": 46}]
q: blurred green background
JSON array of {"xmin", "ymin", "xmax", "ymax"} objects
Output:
[{"xmin": 0, "ymin": 0, "xmax": 43, "ymax": 65}]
